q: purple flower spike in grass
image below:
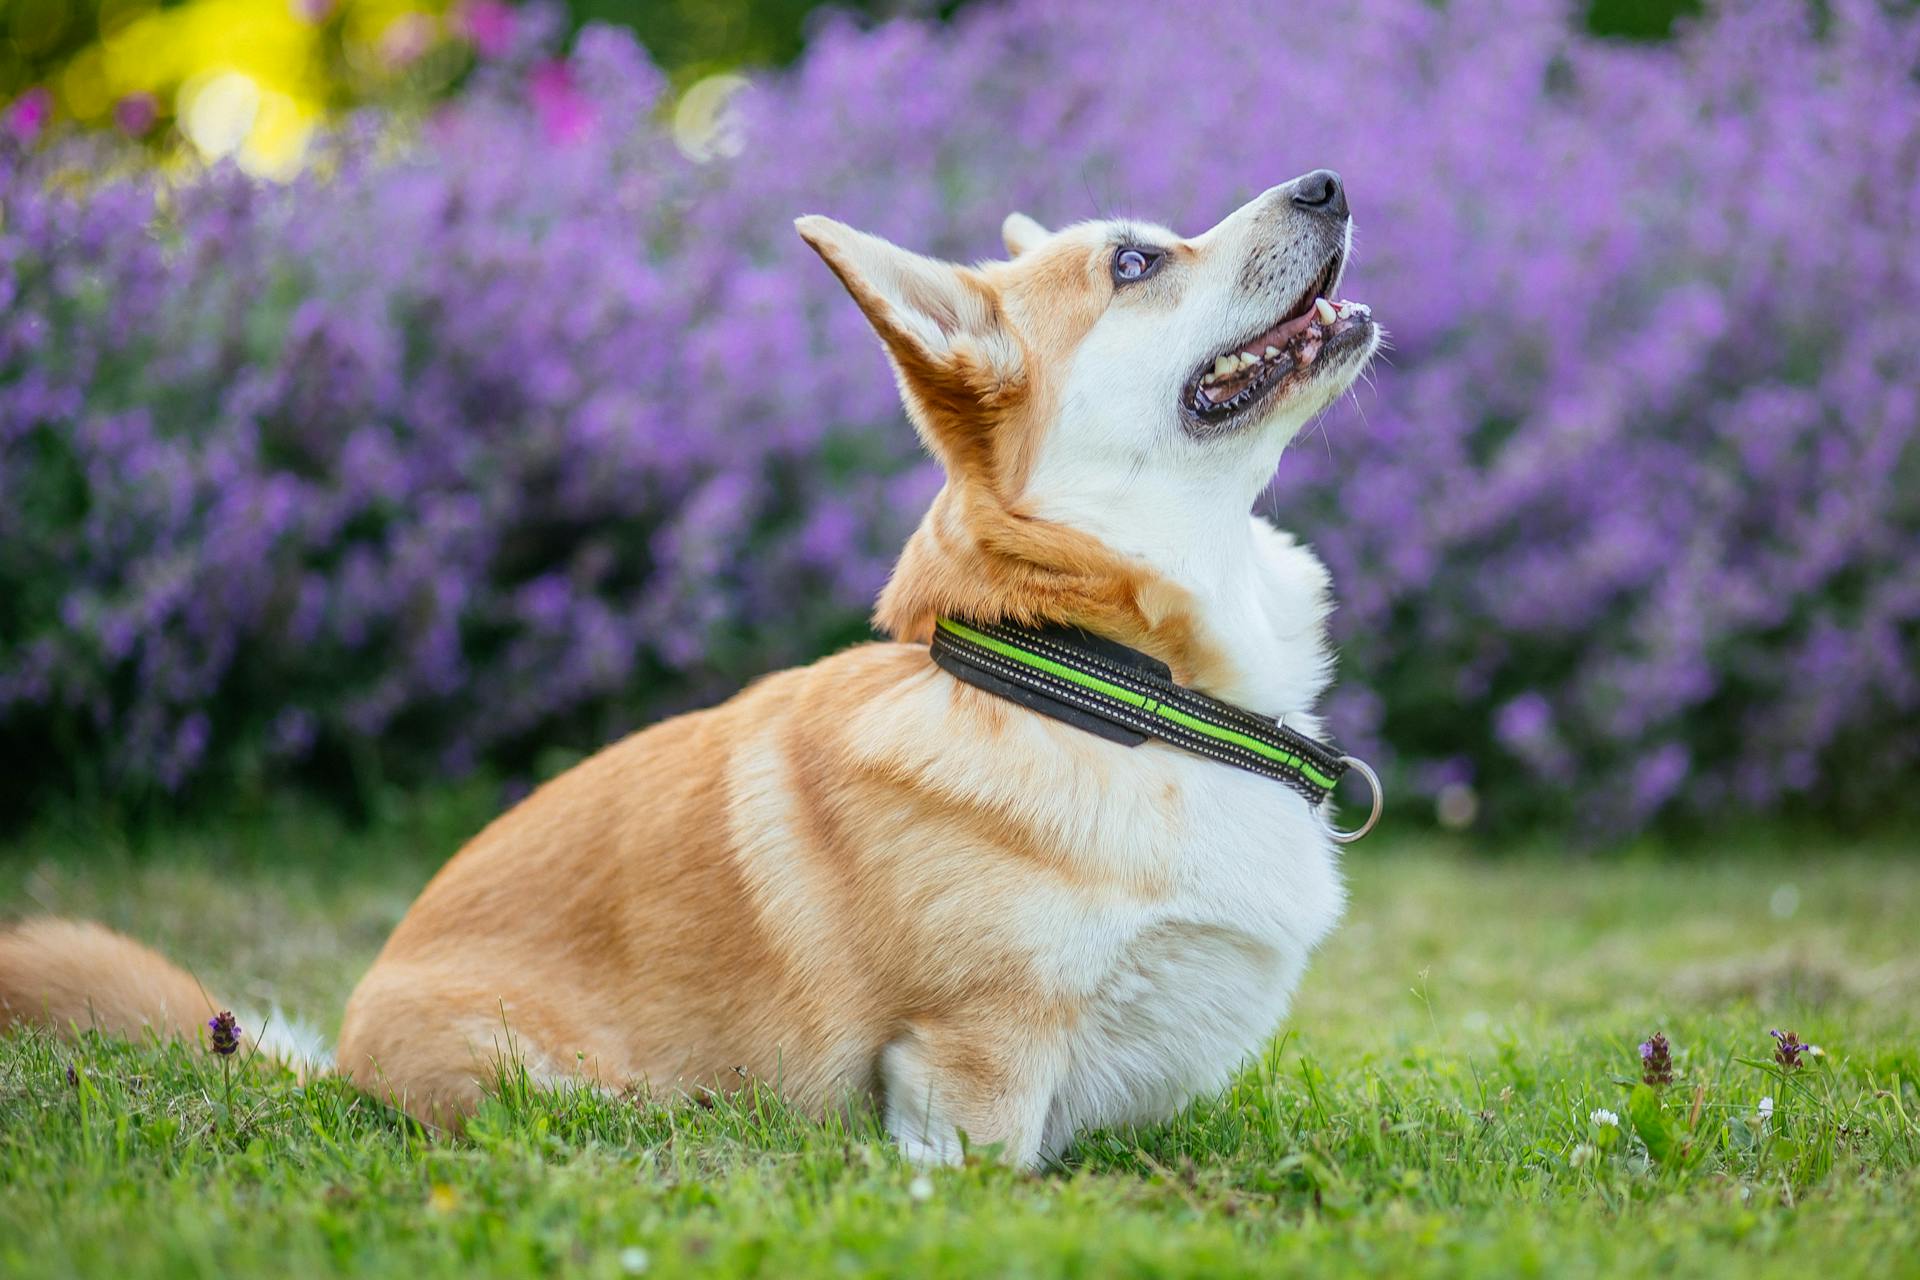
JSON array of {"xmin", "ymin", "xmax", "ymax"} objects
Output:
[
  {"xmin": 1639, "ymin": 1032, "xmax": 1674, "ymax": 1087},
  {"xmin": 207, "ymin": 1011, "xmax": 242, "ymax": 1058},
  {"xmin": 1770, "ymin": 1029, "xmax": 1812, "ymax": 1070}
]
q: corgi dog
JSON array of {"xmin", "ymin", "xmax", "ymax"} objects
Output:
[{"xmin": 0, "ymin": 170, "xmax": 1381, "ymax": 1168}]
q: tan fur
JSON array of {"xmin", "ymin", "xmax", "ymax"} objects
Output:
[
  {"xmin": 333, "ymin": 642, "xmax": 1154, "ymax": 1126},
  {"xmin": 0, "ymin": 919, "xmax": 216, "ymax": 1044},
  {"xmin": 1, "ymin": 185, "xmax": 1367, "ymax": 1154}
]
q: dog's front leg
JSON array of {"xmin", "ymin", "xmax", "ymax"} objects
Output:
[{"xmin": 879, "ymin": 1018, "xmax": 1067, "ymax": 1171}]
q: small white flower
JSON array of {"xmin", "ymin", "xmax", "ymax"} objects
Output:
[
  {"xmin": 908, "ymin": 1174, "xmax": 934, "ymax": 1202},
  {"xmin": 618, "ymin": 1246, "xmax": 650, "ymax": 1274},
  {"xmin": 1569, "ymin": 1142, "xmax": 1597, "ymax": 1167},
  {"xmin": 1757, "ymin": 1095, "xmax": 1774, "ymax": 1122},
  {"xmin": 1590, "ymin": 1108, "xmax": 1620, "ymax": 1127}
]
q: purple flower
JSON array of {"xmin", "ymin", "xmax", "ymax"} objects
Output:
[
  {"xmin": 4, "ymin": 86, "xmax": 52, "ymax": 144},
  {"xmin": 1638, "ymin": 1032, "xmax": 1674, "ymax": 1087},
  {"xmin": 1495, "ymin": 694, "xmax": 1553, "ymax": 746},
  {"xmin": 0, "ymin": 0, "xmax": 1914, "ymax": 835},
  {"xmin": 113, "ymin": 94, "xmax": 159, "ymax": 138},
  {"xmin": 529, "ymin": 59, "xmax": 594, "ymax": 144},
  {"xmin": 1770, "ymin": 1029, "xmax": 1815, "ymax": 1070},
  {"xmin": 454, "ymin": 0, "xmax": 517, "ymax": 60},
  {"xmin": 207, "ymin": 1011, "xmax": 242, "ymax": 1057}
]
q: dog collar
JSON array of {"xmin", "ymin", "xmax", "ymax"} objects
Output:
[{"xmin": 929, "ymin": 616, "xmax": 1381, "ymax": 842}]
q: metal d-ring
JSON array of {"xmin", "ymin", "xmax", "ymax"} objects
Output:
[{"xmin": 1327, "ymin": 755, "xmax": 1382, "ymax": 844}]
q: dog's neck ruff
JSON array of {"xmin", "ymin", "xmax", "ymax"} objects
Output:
[{"xmin": 930, "ymin": 617, "xmax": 1380, "ymax": 840}]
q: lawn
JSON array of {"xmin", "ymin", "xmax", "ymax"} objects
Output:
[{"xmin": 1, "ymin": 791, "xmax": 1916, "ymax": 1278}]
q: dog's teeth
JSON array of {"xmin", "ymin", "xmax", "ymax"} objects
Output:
[
  {"xmin": 1238, "ymin": 352, "xmax": 1261, "ymax": 369},
  {"xmin": 1313, "ymin": 298, "xmax": 1338, "ymax": 325},
  {"xmin": 1212, "ymin": 354, "xmax": 1237, "ymax": 378},
  {"xmin": 1354, "ymin": 302, "xmax": 1371, "ymax": 317},
  {"xmin": 1263, "ymin": 345, "xmax": 1280, "ymax": 359}
]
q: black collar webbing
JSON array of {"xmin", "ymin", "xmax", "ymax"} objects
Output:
[{"xmin": 929, "ymin": 616, "xmax": 1360, "ymax": 812}]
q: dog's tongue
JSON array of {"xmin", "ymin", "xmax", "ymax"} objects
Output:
[{"xmin": 1260, "ymin": 305, "xmax": 1327, "ymax": 351}]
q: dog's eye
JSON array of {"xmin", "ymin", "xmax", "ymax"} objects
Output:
[{"xmin": 1112, "ymin": 246, "xmax": 1163, "ymax": 284}]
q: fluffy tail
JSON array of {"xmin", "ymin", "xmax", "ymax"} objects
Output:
[{"xmin": 0, "ymin": 917, "xmax": 330, "ymax": 1073}]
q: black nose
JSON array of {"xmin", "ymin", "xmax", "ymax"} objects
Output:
[{"xmin": 1290, "ymin": 169, "xmax": 1348, "ymax": 219}]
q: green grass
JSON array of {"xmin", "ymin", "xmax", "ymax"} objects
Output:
[{"xmin": 2, "ymin": 792, "xmax": 1917, "ymax": 1278}]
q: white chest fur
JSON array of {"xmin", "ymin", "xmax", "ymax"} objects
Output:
[
  {"xmin": 981, "ymin": 507, "xmax": 1343, "ymax": 1152},
  {"xmin": 1028, "ymin": 744, "xmax": 1344, "ymax": 1154},
  {"xmin": 834, "ymin": 508, "xmax": 1346, "ymax": 1163}
]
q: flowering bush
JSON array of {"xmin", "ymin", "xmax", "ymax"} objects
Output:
[{"xmin": 2, "ymin": 0, "xmax": 1916, "ymax": 831}]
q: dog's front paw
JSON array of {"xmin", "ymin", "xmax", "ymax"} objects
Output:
[{"xmin": 879, "ymin": 1030, "xmax": 1058, "ymax": 1171}]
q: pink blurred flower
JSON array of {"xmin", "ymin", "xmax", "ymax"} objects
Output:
[
  {"xmin": 378, "ymin": 13, "xmax": 436, "ymax": 69},
  {"xmin": 4, "ymin": 87, "xmax": 52, "ymax": 144},
  {"xmin": 530, "ymin": 59, "xmax": 593, "ymax": 144},
  {"xmin": 453, "ymin": 0, "xmax": 516, "ymax": 60},
  {"xmin": 113, "ymin": 93, "xmax": 159, "ymax": 137},
  {"xmin": 290, "ymin": 0, "xmax": 337, "ymax": 21}
]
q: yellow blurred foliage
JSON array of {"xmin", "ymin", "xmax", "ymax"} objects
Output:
[{"xmin": 42, "ymin": 0, "xmax": 454, "ymax": 179}]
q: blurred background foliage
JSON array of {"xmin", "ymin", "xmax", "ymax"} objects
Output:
[
  {"xmin": 2, "ymin": 0, "xmax": 1913, "ymax": 843},
  {"xmin": 3, "ymin": 0, "xmax": 1702, "ymax": 179}
]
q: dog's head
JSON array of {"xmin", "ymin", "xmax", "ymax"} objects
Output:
[{"xmin": 797, "ymin": 171, "xmax": 1380, "ymax": 653}]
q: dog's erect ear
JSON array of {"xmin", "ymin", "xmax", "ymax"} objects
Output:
[
  {"xmin": 795, "ymin": 216, "xmax": 1019, "ymax": 474},
  {"xmin": 1001, "ymin": 212, "xmax": 1049, "ymax": 258},
  {"xmin": 795, "ymin": 216, "xmax": 1008, "ymax": 366}
]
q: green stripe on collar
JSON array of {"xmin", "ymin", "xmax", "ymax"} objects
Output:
[{"xmin": 929, "ymin": 617, "xmax": 1381, "ymax": 840}]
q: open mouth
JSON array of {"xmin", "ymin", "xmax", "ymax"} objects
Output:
[{"xmin": 1184, "ymin": 254, "xmax": 1375, "ymax": 423}]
